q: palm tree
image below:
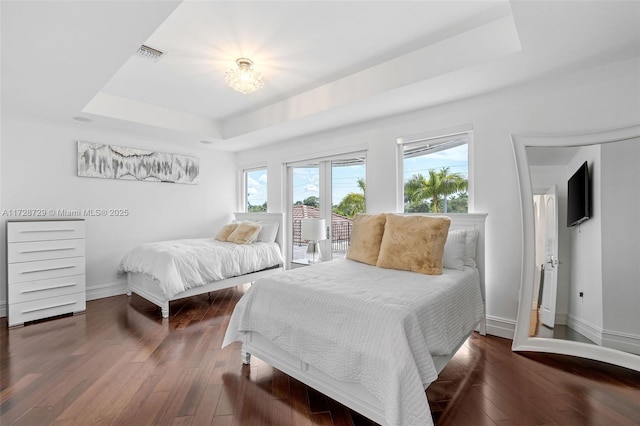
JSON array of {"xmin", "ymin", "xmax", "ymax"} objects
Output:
[
  {"xmin": 404, "ymin": 168, "xmax": 467, "ymax": 213},
  {"xmin": 436, "ymin": 167, "xmax": 468, "ymax": 213},
  {"xmin": 404, "ymin": 174, "xmax": 434, "ymax": 212},
  {"xmin": 334, "ymin": 178, "xmax": 366, "ymax": 218}
]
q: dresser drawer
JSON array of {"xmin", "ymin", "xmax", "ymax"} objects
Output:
[
  {"xmin": 7, "ymin": 221, "xmax": 85, "ymax": 242},
  {"xmin": 8, "ymin": 239, "xmax": 85, "ymax": 263},
  {"xmin": 8, "ymin": 257, "xmax": 85, "ymax": 284},
  {"xmin": 8, "ymin": 274, "xmax": 85, "ymax": 304},
  {"xmin": 8, "ymin": 292, "xmax": 86, "ymax": 327}
]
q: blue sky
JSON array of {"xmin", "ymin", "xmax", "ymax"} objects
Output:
[{"xmin": 246, "ymin": 144, "xmax": 468, "ymax": 207}]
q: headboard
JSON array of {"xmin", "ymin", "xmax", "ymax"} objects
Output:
[
  {"xmin": 233, "ymin": 212, "xmax": 285, "ymax": 255},
  {"xmin": 408, "ymin": 212, "xmax": 488, "ymax": 334}
]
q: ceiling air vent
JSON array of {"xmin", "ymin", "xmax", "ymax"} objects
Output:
[{"xmin": 135, "ymin": 44, "xmax": 164, "ymax": 62}]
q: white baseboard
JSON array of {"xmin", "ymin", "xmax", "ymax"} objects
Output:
[
  {"xmin": 485, "ymin": 315, "xmax": 516, "ymax": 340},
  {"xmin": 86, "ymin": 279, "xmax": 127, "ymax": 301},
  {"xmin": 567, "ymin": 314, "xmax": 603, "ymax": 345},
  {"xmin": 602, "ymin": 329, "xmax": 640, "ymax": 356}
]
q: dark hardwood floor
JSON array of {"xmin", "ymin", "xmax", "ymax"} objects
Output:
[{"xmin": 2, "ymin": 284, "xmax": 639, "ymax": 425}]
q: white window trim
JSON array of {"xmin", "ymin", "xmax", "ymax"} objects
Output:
[
  {"xmin": 240, "ymin": 165, "xmax": 268, "ymax": 213},
  {"xmin": 396, "ymin": 124, "xmax": 474, "ymax": 213},
  {"xmin": 284, "ymin": 150, "xmax": 367, "ymax": 268}
]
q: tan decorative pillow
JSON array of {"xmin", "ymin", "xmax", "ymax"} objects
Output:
[
  {"xmin": 215, "ymin": 223, "xmax": 239, "ymax": 241},
  {"xmin": 227, "ymin": 222, "xmax": 262, "ymax": 244},
  {"xmin": 346, "ymin": 213, "xmax": 387, "ymax": 265},
  {"xmin": 376, "ymin": 214, "xmax": 451, "ymax": 275}
]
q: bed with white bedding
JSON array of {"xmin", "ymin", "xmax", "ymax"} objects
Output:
[
  {"xmin": 119, "ymin": 212, "xmax": 284, "ymax": 318},
  {"xmin": 222, "ymin": 213, "xmax": 487, "ymax": 426}
]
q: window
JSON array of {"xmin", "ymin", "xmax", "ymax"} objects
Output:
[
  {"xmin": 401, "ymin": 133, "xmax": 469, "ymax": 213},
  {"xmin": 244, "ymin": 168, "xmax": 267, "ymax": 212}
]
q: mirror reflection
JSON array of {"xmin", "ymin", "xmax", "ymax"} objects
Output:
[{"xmin": 526, "ymin": 138, "xmax": 640, "ymax": 356}]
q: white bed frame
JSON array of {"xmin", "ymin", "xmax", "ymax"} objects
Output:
[
  {"xmin": 126, "ymin": 212, "xmax": 285, "ymax": 318},
  {"xmin": 239, "ymin": 213, "xmax": 487, "ymax": 425}
]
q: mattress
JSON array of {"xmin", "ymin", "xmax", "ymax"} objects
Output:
[
  {"xmin": 223, "ymin": 258, "xmax": 484, "ymax": 426},
  {"xmin": 118, "ymin": 238, "xmax": 283, "ymax": 298}
]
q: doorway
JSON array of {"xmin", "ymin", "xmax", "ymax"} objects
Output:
[{"xmin": 286, "ymin": 154, "xmax": 366, "ymax": 267}]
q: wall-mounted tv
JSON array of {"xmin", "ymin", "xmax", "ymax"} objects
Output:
[{"xmin": 567, "ymin": 161, "xmax": 591, "ymax": 227}]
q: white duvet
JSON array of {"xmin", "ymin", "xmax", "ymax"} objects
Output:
[
  {"xmin": 223, "ymin": 258, "xmax": 484, "ymax": 426},
  {"xmin": 118, "ymin": 238, "xmax": 283, "ymax": 298}
]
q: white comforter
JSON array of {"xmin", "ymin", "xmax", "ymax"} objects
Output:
[
  {"xmin": 223, "ymin": 259, "xmax": 484, "ymax": 426},
  {"xmin": 118, "ymin": 238, "xmax": 283, "ymax": 298}
]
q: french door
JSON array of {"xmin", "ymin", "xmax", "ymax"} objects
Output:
[{"xmin": 287, "ymin": 154, "xmax": 365, "ymax": 267}]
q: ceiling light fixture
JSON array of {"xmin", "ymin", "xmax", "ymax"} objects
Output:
[{"xmin": 225, "ymin": 58, "xmax": 264, "ymax": 94}]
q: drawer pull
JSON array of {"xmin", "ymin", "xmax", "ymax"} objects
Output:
[
  {"xmin": 21, "ymin": 265, "xmax": 77, "ymax": 274},
  {"xmin": 22, "ymin": 283, "xmax": 77, "ymax": 293},
  {"xmin": 21, "ymin": 247, "xmax": 75, "ymax": 254},
  {"xmin": 21, "ymin": 229, "xmax": 76, "ymax": 233},
  {"xmin": 21, "ymin": 301, "xmax": 77, "ymax": 314}
]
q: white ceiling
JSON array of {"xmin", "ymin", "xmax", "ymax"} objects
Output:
[
  {"xmin": 527, "ymin": 146, "xmax": 578, "ymax": 167},
  {"xmin": 2, "ymin": 1, "xmax": 639, "ymax": 152}
]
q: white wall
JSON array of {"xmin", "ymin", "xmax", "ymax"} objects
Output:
[
  {"xmin": 601, "ymin": 138, "xmax": 640, "ymax": 354},
  {"xmin": 0, "ymin": 116, "xmax": 237, "ymax": 312},
  {"xmin": 567, "ymin": 145, "xmax": 603, "ymax": 342},
  {"xmin": 237, "ymin": 57, "xmax": 640, "ymax": 339}
]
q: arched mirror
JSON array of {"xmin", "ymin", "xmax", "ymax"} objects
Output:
[{"xmin": 512, "ymin": 125, "xmax": 640, "ymax": 372}]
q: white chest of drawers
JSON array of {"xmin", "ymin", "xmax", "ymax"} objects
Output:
[{"xmin": 6, "ymin": 219, "xmax": 86, "ymax": 327}]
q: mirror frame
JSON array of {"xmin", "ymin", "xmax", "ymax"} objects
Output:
[{"xmin": 511, "ymin": 124, "xmax": 640, "ymax": 372}]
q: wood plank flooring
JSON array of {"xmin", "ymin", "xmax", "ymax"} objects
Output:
[{"xmin": 2, "ymin": 284, "xmax": 639, "ymax": 425}]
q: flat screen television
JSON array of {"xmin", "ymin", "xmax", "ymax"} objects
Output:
[{"xmin": 567, "ymin": 161, "xmax": 591, "ymax": 227}]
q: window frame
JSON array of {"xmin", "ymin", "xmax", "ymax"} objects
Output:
[
  {"xmin": 241, "ymin": 166, "xmax": 268, "ymax": 213},
  {"xmin": 284, "ymin": 150, "xmax": 367, "ymax": 267},
  {"xmin": 396, "ymin": 124, "xmax": 474, "ymax": 213}
]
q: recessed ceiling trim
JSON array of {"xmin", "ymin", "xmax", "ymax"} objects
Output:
[{"xmin": 84, "ymin": 92, "xmax": 222, "ymax": 138}]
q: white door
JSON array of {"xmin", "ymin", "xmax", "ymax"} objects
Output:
[
  {"xmin": 540, "ymin": 185, "xmax": 559, "ymax": 328},
  {"xmin": 287, "ymin": 155, "xmax": 365, "ymax": 266}
]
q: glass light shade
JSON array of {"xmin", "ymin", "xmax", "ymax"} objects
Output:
[{"xmin": 225, "ymin": 58, "xmax": 264, "ymax": 94}]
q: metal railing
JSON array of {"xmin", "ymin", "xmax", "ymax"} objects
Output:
[{"xmin": 292, "ymin": 219, "xmax": 352, "ymax": 251}]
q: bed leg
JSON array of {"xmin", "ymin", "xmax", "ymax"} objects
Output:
[
  {"xmin": 126, "ymin": 274, "xmax": 132, "ymax": 296},
  {"xmin": 161, "ymin": 304, "xmax": 169, "ymax": 319},
  {"xmin": 241, "ymin": 350, "xmax": 251, "ymax": 365}
]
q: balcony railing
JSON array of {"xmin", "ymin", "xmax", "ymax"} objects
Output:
[{"xmin": 292, "ymin": 219, "xmax": 352, "ymax": 252}]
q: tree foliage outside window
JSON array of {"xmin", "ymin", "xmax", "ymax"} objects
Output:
[
  {"xmin": 403, "ymin": 139, "xmax": 469, "ymax": 213},
  {"xmin": 294, "ymin": 196, "xmax": 319, "ymax": 208},
  {"xmin": 333, "ymin": 178, "xmax": 366, "ymax": 218}
]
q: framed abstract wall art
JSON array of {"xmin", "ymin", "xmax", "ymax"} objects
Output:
[{"xmin": 77, "ymin": 141, "xmax": 199, "ymax": 185}]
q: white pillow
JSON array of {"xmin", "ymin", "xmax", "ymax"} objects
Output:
[
  {"xmin": 256, "ymin": 221, "xmax": 279, "ymax": 243},
  {"xmin": 464, "ymin": 229, "xmax": 479, "ymax": 267},
  {"xmin": 442, "ymin": 229, "xmax": 467, "ymax": 270}
]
